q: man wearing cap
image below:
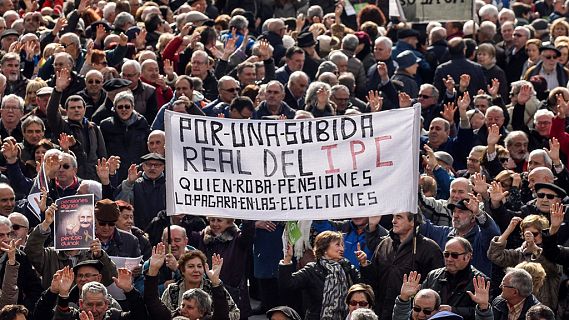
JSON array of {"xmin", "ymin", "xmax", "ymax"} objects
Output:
[
  {"xmin": 421, "ymin": 195, "xmax": 500, "ymax": 277},
  {"xmin": 91, "ymin": 78, "xmax": 133, "ymax": 124},
  {"xmin": 0, "ymin": 52, "xmax": 28, "ymax": 98},
  {"xmin": 0, "ymin": 29, "xmax": 18, "ymax": 53},
  {"xmin": 392, "ymin": 29, "xmax": 431, "ymax": 84},
  {"xmin": 523, "ymin": 44, "xmax": 569, "ymax": 90},
  {"xmin": 392, "ymin": 50, "xmax": 421, "ymax": 98},
  {"xmin": 77, "ymin": 70, "xmax": 107, "ymax": 121},
  {"xmin": 297, "ymin": 32, "xmax": 323, "ymax": 80},
  {"xmin": 21, "ymin": 86, "xmax": 52, "ymax": 137},
  {"xmin": 94, "ymin": 199, "xmax": 141, "ymax": 258},
  {"xmin": 115, "ymin": 153, "xmax": 166, "ymax": 229}
]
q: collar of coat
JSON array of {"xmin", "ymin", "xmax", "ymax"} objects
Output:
[{"xmin": 203, "ymin": 224, "xmax": 239, "ymax": 245}]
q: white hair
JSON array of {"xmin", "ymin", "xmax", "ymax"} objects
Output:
[{"xmin": 103, "ymin": 2, "xmax": 116, "ymax": 21}]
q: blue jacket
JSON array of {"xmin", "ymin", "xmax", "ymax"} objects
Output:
[
  {"xmin": 420, "ymin": 126, "xmax": 474, "ymax": 170},
  {"xmin": 420, "ymin": 212, "xmax": 501, "ymax": 276}
]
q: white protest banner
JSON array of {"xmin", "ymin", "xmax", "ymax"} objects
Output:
[
  {"xmin": 165, "ymin": 106, "xmax": 420, "ymax": 220},
  {"xmin": 397, "ymin": 0, "xmax": 474, "ymax": 22}
]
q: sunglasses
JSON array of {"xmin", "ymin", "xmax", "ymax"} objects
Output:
[
  {"xmin": 87, "ymin": 79, "xmax": 102, "ymax": 84},
  {"xmin": 60, "ymin": 163, "xmax": 72, "ymax": 170},
  {"xmin": 116, "ymin": 104, "xmax": 132, "ymax": 110},
  {"xmin": 526, "ymin": 231, "xmax": 540, "ymax": 237},
  {"xmin": 412, "ymin": 306, "xmax": 434, "ymax": 315},
  {"xmin": 419, "ymin": 94, "xmax": 432, "ymax": 99},
  {"xmin": 98, "ymin": 221, "xmax": 115, "ymax": 227},
  {"xmin": 12, "ymin": 224, "xmax": 27, "ymax": 231},
  {"xmin": 349, "ymin": 300, "xmax": 369, "ymax": 307},
  {"xmin": 499, "ymin": 157, "xmax": 509, "ymax": 163},
  {"xmin": 536, "ymin": 192, "xmax": 557, "ymax": 199},
  {"xmin": 443, "ymin": 251, "xmax": 467, "ymax": 259},
  {"xmin": 543, "ymin": 55, "xmax": 557, "ymax": 60}
]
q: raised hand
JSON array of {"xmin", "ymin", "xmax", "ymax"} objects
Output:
[
  {"xmin": 440, "ymin": 102, "xmax": 457, "ymax": 124},
  {"xmin": 457, "ymin": 91, "xmax": 471, "ymax": 112},
  {"xmin": 400, "ymin": 271, "xmax": 421, "ymax": 301},
  {"xmin": 512, "ymin": 173, "xmax": 521, "ymax": 188},
  {"xmin": 487, "ymin": 124, "xmax": 500, "ymax": 146},
  {"xmin": 2, "ymin": 139, "xmax": 19, "ymax": 164},
  {"xmin": 544, "ymin": 138, "xmax": 561, "ymax": 165},
  {"xmin": 399, "ymin": 92, "xmax": 412, "ymax": 108},
  {"xmin": 205, "ymin": 253, "xmax": 223, "ymax": 286},
  {"xmin": 497, "ymin": 216, "xmax": 522, "ymax": 243},
  {"xmin": 489, "ymin": 181, "xmax": 509, "ymax": 208},
  {"xmin": 222, "ymin": 36, "xmax": 237, "ymax": 60},
  {"xmin": 149, "ymin": 243, "xmax": 166, "ymax": 275},
  {"xmin": 34, "ymin": 188, "xmax": 48, "ymax": 214},
  {"xmin": 164, "ymin": 253, "xmax": 178, "ymax": 272},
  {"xmin": 127, "ymin": 164, "xmax": 141, "ymax": 184},
  {"xmin": 0, "ymin": 239, "xmax": 21, "ymax": 266},
  {"xmin": 487, "ymin": 78, "xmax": 500, "ymax": 98},
  {"xmin": 355, "ymin": 242, "xmax": 368, "ymax": 267},
  {"xmin": 556, "ymin": 93, "xmax": 568, "ymax": 119},
  {"xmin": 163, "ymin": 59, "xmax": 174, "ymax": 77},
  {"xmin": 55, "ymin": 68, "xmax": 71, "ymax": 92},
  {"xmin": 517, "ymin": 84, "xmax": 532, "ymax": 105},
  {"xmin": 444, "ymin": 75, "xmax": 455, "ymax": 94},
  {"xmin": 113, "ymin": 268, "xmax": 134, "ymax": 292},
  {"xmin": 53, "ymin": 17, "xmax": 67, "ymax": 35},
  {"xmin": 24, "ymin": 40, "xmax": 38, "ymax": 61},
  {"xmin": 96, "ymin": 158, "xmax": 110, "ymax": 185},
  {"xmin": 58, "ymin": 133, "xmax": 76, "ymax": 151},
  {"xmin": 467, "ymin": 276, "xmax": 490, "ymax": 310},
  {"xmin": 471, "ymin": 173, "xmax": 488, "ymax": 196},
  {"xmin": 42, "ymin": 203, "xmax": 57, "ymax": 228},
  {"xmin": 283, "ymin": 243, "xmax": 293, "ymax": 264},
  {"xmin": 257, "ymin": 40, "xmax": 271, "ymax": 60},
  {"xmin": 59, "ymin": 266, "xmax": 75, "ymax": 296},
  {"xmin": 255, "ymin": 221, "xmax": 276, "ymax": 232},
  {"xmin": 296, "ymin": 13, "xmax": 305, "ymax": 32},
  {"xmin": 459, "ymin": 74, "xmax": 471, "ymax": 91},
  {"xmin": 135, "ymin": 28, "xmax": 147, "ymax": 49},
  {"xmin": 421, "ymin": 144, "xmax": 438, "ymax": 170},
  {"xmin": 316, "ymin": 87, "xmax": 328, "ymax": 106},
  {"xmin": 550, "ymin": 203, "xmax": 565, "ymax": 235},
  {"xmin": 90, "ymin": 239, "xmax": 102, "ymax": 258},
  {"xmin": 107, "ymin": 156, "xmax": 121, "ymax": 175},
  {"xmin": 118, "ymin": 33, "xmax": 128, "ymax": 47},
  {"xmin": 465, "ymin": 193, "xmax": 480, "ymax": 215},
  {"xmin": 367, "ymin": 90, "xmax": 383, "ymax": 112},
  {"xmin": 377, "ymin": 62, "xmax": 388, "ymax": 81},
  {"xmin": 79, "ymin": 311, "xmax": 95, "ymax": 320},
  {"xmin": 50, "ymin": 269, "xmax": 64, "ymax": 294},
  {"xmin": 95, "ymin": 24, "xmax": 107, "ymax": 42},
  {"xmin": 44, "ymin": 152, "xmax": 61, "ymax": 178}
]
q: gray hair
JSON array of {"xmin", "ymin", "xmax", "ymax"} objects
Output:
[
  {"xmin": 79, "ymin": 180, "xmax": 102, "ymax": 201},
  {"xmin": 81, "ymin": 282, "xmax": 109, "ymax": 300},
  {"xmin": 341, "ymin": 34, "xmax": 359, "ymax": 52},
  {"xmin": 7, "ymin": 212, "xmax": 28, "ymax": 228},
  {"xmin": 329, "ymin": 51, "xmax": 348, "ymax": 65},
  {"xmin": 122, "ymin": 59, "xmax": 141, "ymax": 74},
  {"xmin": 217, "ymin": 76, "xmax": 239, "ymax": 90},
  {"xmin": 0, "ymin": 74, "xmax": 5, "ymax": 89},
  {"xmin": 228, "ymin": 15, "xmax": 248, "ymax": 31},
  {"xmin": 60, "ymin": 152, "xmax": 78, "ymax": 169},
  {"xmin": 529, "ymin": 149, "xmax": 552, "ymax": 168},
  {"xmin": 295, "ymin": 110, "xmax": 314, "ymax": 119},
  {"xmin": 504, "ymin": 131, "xmax": 529, "ymax": 148},
  {"xmin": 305, "ymin": 81, "xmax": 330, "ymax": 106},
  {"xmin": 351, "ymin": 309, "xmax": 379, "ymax": 320},
  {"xmin": 498, "ymin": 8, "xmax": 515, "ymax": 22},
  {"xmin": 450, "ymin": 177, "xmax": 473, "ymax": 193},
  {"xmin": 511, "ymin": 80, "xmax": 535, "ymax": 96},
  {"xmin": 534, "ymin": 109, "xmax": 554, "ymax": 122},
  {"xmin": 506, "ymin": 268, "xmax": 533, "ymax": 298},
  {"xmin": 114, "ymin": 12, "xmax": 135, "ymax": 30},
  {"xmin": 307, "ymin": 5, "xmax": 323, "ymax": 18},
  {"xmin": 331, "ymin": 84, "xmax": 350, "ymax": 96},
  {"xmin": 375, "ymin": 36, "xmax": 392, "ymax": 48},
  {"xmin": 266, "ymin": 80, "xmax": 284, "ymax": 93},
  {"xmin": 1, "ymin": 94, "xmax": 24, "ymax": 112},
  {"xmin": 479, "ymin": 21, "xmax": 497, "ymax": 37},
  {"xmin": 0, "ymin": 52, "xmax": 19, "ymax": 65},
  {"xmin": 0, "ymin": 215, "xmax": 11, "ymax": 229},
  {"xmin": 420, "ymin": 84, "xmax": 439, "ymax": 100},
  {"xmin": 446, "ymin": 236, "xmax": 473, "ymax": 254},
  {"xmin": 54, "ymin": 52, "xmax": 75, "ymax": 68},
  {"xmin": 60, "ymin": 33, "xmax": 80, "ymax": 48},
  {"xmin": 191, "ymin": 50, "xmax": 209, "ymax": 63},
  {"xmin": 86, "ymin": 70, "xmax": 103, "ymax": 80},
  {"xmin": 21, "ymin": 115, "xmax": 45, "ymax": 132},
  {"xmin": 103, "ymin": 2, "xmax": 116, "ymax": 21},
  {"xmin": 479, "ymin": 4, "xmax": 499, "ymax": 17},
  {"xmin": 288, "ymin": 71, "xmax": 309, "ymax": 87},
  {"xmin": 113, "ymin": 91, "xmax": 135, "ymax": 106},
  {"xmin": 317, "ymin": 61, "xmax": 338, "ymax": 76},
  {"xmin": 181, "ymin": 289, "xmax": 212, "ymax": 316}
]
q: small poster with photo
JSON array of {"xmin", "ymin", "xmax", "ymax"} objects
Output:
[{"xmin": 55, "ymin": 194, "xmax": 95, "ymax": 251}]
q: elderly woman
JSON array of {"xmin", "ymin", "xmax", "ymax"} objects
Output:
[
  {"xmin": 488, "ymin": 215, "xmax": 560, "ymax": 309},
  {"xmin": 476, "ymin": 43, "xmax": 508, "ymax": 101},
  {"xmin": 189, "ymin": 218, "xmax": 255, "ymax": 319},
  {"xmin": 279, "ymin": 230, "xmax": 360, "ymax": 320},
  {"xmin": 160, "ymin": 250, "xmax": 239, "ymax": 319},
  {"xmin": 305, "ymin": 81, "xmax": 335, "ymax": 118},
  {"xmin": 99, "ymin": 91, "xmax": 150, "ymax": 182},
  {"xmin": 522, "ymin": 39, "xmax": 542, "ymax": 75},
  {"xmin": 24, "ymin": 79, "xmax": 47, "ymax": 112},
  {"xmin": 346, "ymin": 284, "xmax": 375, "ymax": 320}
]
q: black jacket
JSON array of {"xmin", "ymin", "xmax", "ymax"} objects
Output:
[
  {"xmin": 491, "ymin": 294, "xmax": 540, "ymax": 320},
  {"xmin": 100, "ymin": 228, "xmax": 142, "ymax": 258}
]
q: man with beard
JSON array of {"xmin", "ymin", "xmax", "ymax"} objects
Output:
[
  {"xmin": 1, "ymin": 52, "xmax": 28, "ymax": 98},
  {"xmin": 420, "ymin": 195, "xmax": 501, "ymax": 277}
]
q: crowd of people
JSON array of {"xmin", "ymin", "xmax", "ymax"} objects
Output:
[{"xmin": 0, "ymin": 0, "xmax": 567, "ymax": 319}]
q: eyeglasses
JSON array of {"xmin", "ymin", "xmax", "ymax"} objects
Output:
[
  {"xmin": 474, "ymin": 104, "xmax": 488, "ymax": 109},
  {"xmin": 266, "ymin": 90, "xmax": 281, "ymax": 95},
  {"xmin": 2, "ymin": 106, "xmax": 20, "ymax": 111},
  {"xmin": 143, "ymin": 162, "xmax": 164, "ymax": 168},
  {"xmin": 467, "ymin": 158, "xmax": 480, "ymax": 163},
  {"xmin": 87, "ymin": 79, "xmax": 102, "ymax": 84},
  {"xmin": 11, "ymin": 224, "xmax": 27, "ymax": 231},
  {"xmin": 499, "ymin": 283, "xmax": 515, "ymax": 289},
  {"xmin": 412, "ymin": 306, "xmax": 434, "ymax": 315},
  {"xmin": 222, "ymin": 88, "xmax": 240, "ymax": 93},
  {"xmin": 419, "ymin": 94, "xmax": 432, "ymax": 99},
  {"xmin": 60, "ymin": 163, "xmax": 72, "ymax": 170},
  {"xmin": 542, "ymin": 55, "xmax": 557, "ymax": 60},
  {"xmin": 61, "ymin": 42, "xmax": 74, "ymax": 48},
  {"xmin": 443, "ymin": 251, "xmax": 467, "ymax": 259},
  {"xmin": 122, "ymin": 73, "xmax": 139, "ymax": 78},
  {"xmin": 513, "ymin": 33, "xmax": 524, "ymax": 37},
  {"xmin": 536, "ymin": 192, "xmax": 557, "ymax": 199},
  {"xmin": 499, "ymin": 157, "xmax": 509, "ymax": 163},
  {"xmin": 98, "ymin": 221, "xmax": 115, "ymax": 227},
  {"xmin": 349, "ymin": 300, "xmax": 369, "ymax": 307},
  {"xmin": 77, "ymin": 273, "xmax": 100, "ymax": 279},
  {"xmin": 116, "ymin": 104, "xmax": 132, "ymax": 110}
]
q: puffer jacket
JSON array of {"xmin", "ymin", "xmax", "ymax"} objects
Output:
[
  {"xmin": 279, "ymin": 258, "xmax": 360, "ymax": 320},
  {"xmin": 487, "ymin": 236, "xmax": 559, "ymax": 309},
  {"xmin": 100, "ymin": 112, "xmax": 150, "ymax": 182},
  {"xmin": 47, "ymin": 89, "xmax": 107, "ymax": 180}
]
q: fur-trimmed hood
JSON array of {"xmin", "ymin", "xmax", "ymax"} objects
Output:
[{"xmin": 203, "ymin": 224, "xmax": 240, "ymax": 245}]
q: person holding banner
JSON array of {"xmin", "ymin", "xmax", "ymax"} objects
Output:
[{"xmin": 279, "ymin": 230, "xmax": 360, "ymax": 320}]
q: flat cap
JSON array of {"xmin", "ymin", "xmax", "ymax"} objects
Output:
[
  {"xmin": 535, "ymin": 182, "xmax": 567, "ymax": 198},
  {"xmin": 140, "ymin": 152, "xmax": 165, "ymax": 163},
  {"xmin": 103, "ymin": 78, "xmax": 132, "ymax": 92},
  {"xmin": 36, "ymin": 86, "xmax": 54, "ymax": 96}
]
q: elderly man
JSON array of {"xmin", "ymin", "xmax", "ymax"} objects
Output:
[
  {"xmin": 190, "ymin": 50, "xmax": 218, "ymax": 101},
  {"xmin": 202, "ymin": 76, "xmax": 241, "ymax": 117},
  {"xmin": 78, "ymin": 70, "xmax": 107, "ymax": 120},
  {"xmin": 420, "ymin": 177, "xmax": 473, "ymax": 226},
  {"xmin": 417, "ymin": 84, "xmax": 443, "ymax": 130},
  {"xmin": 284, "ymin": 71, "xmax": 309, "ymax": 110},
  {"xmin": 115, "ymin": 153, "xmax": 166, "ymax": 229},
  {"xmin": 360, "ymin": 212, "xmax": 444, "ymax": 320},
  {"xmin": 0, "ymin": 183, "xmax": 15, "ymax": 217},
  {"xmin": 46, "ymin": 52, "xmax": 86, "ymax": 105},
  {"xmin": 492, "ymin": 268, "xmax": 540, "ymax": 320},
  {"xmin": 506, "ymin": 26, "xmax": 530, "ymax": 83},
  {"xmin": 524, "ymin": 45, "xmax": 569, "ymax": 90},
  {"xmin": 91, "ymin": 78, "xmax": 133, "ymax": 124},
  {"xmin": 456, "ymin": 146, "xmax": 487, "ymax": 178},
  {"xmin": 17, "ymin": 115, "xmax": 45, "ymax": 165},
  {"xmin": 47, "ymin": 69, "xmax": 107, "ymax": 180},
  {"xmin": 0, "ymin": 28, "xmax": 17, "ymax": 52},
  {"xmin": 340, "ymin": 34, "xmax": 367, "ymax": 99},
  {"xmin": 94, "ymin": 199, "xmax": 140, "ymax": 258},
  {"xmin": 421, "ymin": 237, "xmax": 489, "ymax": 320},
  {"xmin": 527, "ymin": 109, "xmax": 555, "ymax": 151},
  {"xmin": 252, "ymin": 81, "xmax": 296, "ymax": 119},
  {"xmin": 140, "ymin": 60, "xmax": 173, "ymax": 110},
  {"xmin": 421, "ymin": 196, "xmax": 501, "ymax": 277},
  {"xmin": 261, "ymin": 18, "xmax": 287, "ymax": 65},
  {"xmin": 121, "ymin": 60, "xmax": 159, "ymax": 124},
  {"xmin": 152, "ymin": 76, "xmax": 204, "ymax": 130},
  {"xmin": 331, "ymin": 84, "xmax": 360, "ymax": 115},
  {"xmin": 393, "ymin": 272, "xmax": 493, "ymax": 320},
  {"xmin": 505, "ymin": 131, "xmax": 529, "ymax": 173},
  {"xmin": 0, "ymin": 94, "xmax": 23, "ymax": 141},
  {"xmin": 367, "ymin": 36, "xmax": 396, "ymax": 93},
  {"xmin": 425, "ymin": 27, "xmax": 449, "ymax": 72},
  {"xmin": 1, "ymin": 53, "xmax": 28, "ymax": 98},
  {"xmin": 275, "ymin": 46, "xmax": 305, "ymax": 85},
  {"xmin": 147, "ymin": 130, "xmax": 165, "ymax": 156},
  {"xmin": 7, "ymin": 212, "xmax": 28, "ymax": 246},
  {"xmin": 0, "ymin": 215, "xmax": 41, "ymax": 311},
  {"xmin": 473, "ymin": 106, "xmax": 508, "ymax": 147}
]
